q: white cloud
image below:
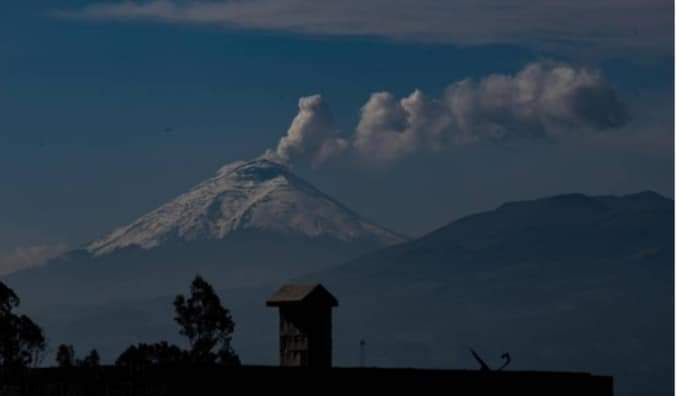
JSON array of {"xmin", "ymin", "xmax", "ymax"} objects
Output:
[
  {"xmin": 269, "ymin": 62, "xmax": 628, "ymax": 167},
  {"xmin": 57, "ymin": 0, "xmax": 672, "ymax": 56},
  {"xmin": 0, "ymin": 244, "xmax": 68, "ymax": 276}
]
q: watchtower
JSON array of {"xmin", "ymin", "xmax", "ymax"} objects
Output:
[{"xmin": 266, "ymin": 284, "xmax": 339, "ymax": 367}]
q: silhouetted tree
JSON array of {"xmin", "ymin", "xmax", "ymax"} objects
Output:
[
  {"xmin": 78, "ymin": 349, "xmax": 100, "ymax": 368},
  {"xmin": 0, "ymin": 282, "xmax": 19, "ymax": 316},
  {"xmin": 114, "ymin": 276, "xmax": 240, "ymax": 368},
  {"xmin": 0, "ymin": 282, "xmax": 46, "ymax": 368},
  {"xmin": 115, "ymin": 342, "xmax": 186, "ymax": 369},
  {"xmin": 56, "ymin": 344, "xmax": 75, "ymax": 367},
  {"xmin": 173, "ymin": 276, "xmax": 239, "ymax": 366}
]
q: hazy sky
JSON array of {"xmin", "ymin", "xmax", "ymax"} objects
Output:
[{"xmin": 0, "ymin": 1, "xmax": 673, "ymax": 271}]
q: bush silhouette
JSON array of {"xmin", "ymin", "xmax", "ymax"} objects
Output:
[
  {"xmin": 0, "ymin": 282, "xmax": 46, "ymax": 368},
  {"xmin": 56, "ymin": 344, "xmax": 75, "ymax": 367},
  {"xmin": 78, "ymin": 349, "xmax": 100, "ymax": 368},
  {"xmin": 116, "ymin": 342, "xmax": 186, "ymax": 369}
]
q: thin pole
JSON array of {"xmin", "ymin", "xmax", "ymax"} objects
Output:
[{"xmin": 359, "ymin": 339, "xmax": 366, "ymax": 367}]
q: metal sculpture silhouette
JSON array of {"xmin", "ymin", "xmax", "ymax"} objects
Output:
[
  {"xmin": 470, "ymin": 348, "xmax": 491, "ymax": 371},
  {"xmin": 470, "ymin": 348, "xmax": 512, "ymax": 371},
  {"xmin": 498, "ymin": 353, "xmax": 512, "ymax": 370}
]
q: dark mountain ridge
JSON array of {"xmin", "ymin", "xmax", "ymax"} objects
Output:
[{"xmin": 307, "ymin": 191, "xmax": 672, "ymax": 396}]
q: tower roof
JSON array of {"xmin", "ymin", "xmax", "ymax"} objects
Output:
[{"xmin": 266, "ymin": 283, "xmax": 338, "ymax": 307}]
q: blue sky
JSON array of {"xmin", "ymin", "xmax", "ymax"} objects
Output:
[{"xmin": 0, "ymin": 1, "xmax": 673, "ymax": 272}]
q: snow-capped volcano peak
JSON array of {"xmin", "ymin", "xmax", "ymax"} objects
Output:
[{"xmin": 87, "ymin": 158, "xmax": 403, "ymax": 256}]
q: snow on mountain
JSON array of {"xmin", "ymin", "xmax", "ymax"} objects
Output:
[{"xmin": 87, "ymin": 158, "xmax": 403, "ymax": 256}]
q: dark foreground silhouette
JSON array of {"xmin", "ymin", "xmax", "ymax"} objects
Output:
[
  {"xmin": 0, "ymin": 282, "xmax": 45, "ymax": 368},
  {"xmin": 0, "ymin": 277, "xmax": 614, "ymax": 395},
  {"xmin": 1, "ymin": 366, "xmax": 612, "ymax": 396}
]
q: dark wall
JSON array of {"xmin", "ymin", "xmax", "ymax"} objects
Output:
[
  {"xmin": 279, "ymin": 305, "xmax": 332, "ymax": 367},
  {"xmin": 1, "ymin": 366, "xmax": 612, "ymax": 396}
]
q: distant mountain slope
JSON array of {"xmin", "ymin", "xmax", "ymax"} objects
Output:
[
  {"xmin": 4, "ymin": 158, "xmax": 403, "ymax": 304},
  {"xmin": 326, "ymin": 191, "xmax": 672, "ymax": 282},
  {"xmin": 310, "ymin": 191, "xmax": 673, "ymax": 396}
]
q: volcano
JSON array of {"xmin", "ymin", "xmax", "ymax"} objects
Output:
[{"xmin": 5, "ymin": 158, "xmax": 403, "ymax": 304}]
